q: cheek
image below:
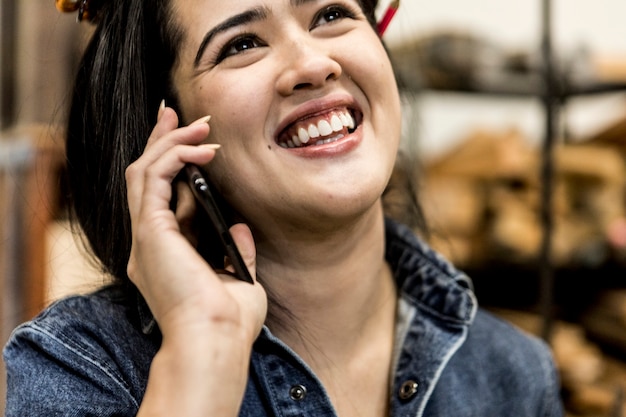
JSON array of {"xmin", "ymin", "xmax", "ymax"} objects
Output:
[
  {"xmin": 207, "ymin": 154, "xmax": 273, "ymax": 222},
  {"xmin": 202, "ymin": 88, "xmax": 273, "ymax": 183},
  {"xmin": 345, "ymin": 37, "xmax": 399, "ymax": 105},
  {"xmin": 206, "ymin": 76, "xmax": 274, "ymax": 134},
  {"xmin": 176, "ymin": 65, "xmax": 273, "ymax": 126}
]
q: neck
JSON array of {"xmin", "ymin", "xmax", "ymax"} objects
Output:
[{"xmin": 255, "ymin": 204, "xmax": 396, "ymax": 365}]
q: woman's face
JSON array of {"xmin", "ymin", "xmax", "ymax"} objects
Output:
[{"xmin": 171, "ymin": 0, "xmax": 401, "ymax": 233}]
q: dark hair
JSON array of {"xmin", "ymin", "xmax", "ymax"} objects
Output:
[
  {"xmin": 65, "ymin": 0, "xmax": 424, "ymax": 286},
  {"xmin": 65, "ymin": 0, "xmax": 181, "ymax": 282}
]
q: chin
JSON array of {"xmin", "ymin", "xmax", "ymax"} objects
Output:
[{"xmin": 314, "ymin": 186, "xmax": 386, "ymax": 220}]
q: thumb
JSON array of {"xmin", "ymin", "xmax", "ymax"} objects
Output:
[{"xmin": 226, "ymin": 223, "xmax": 257, "ymax": 280}]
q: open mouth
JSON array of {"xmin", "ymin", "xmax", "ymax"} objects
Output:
[{"xmin": 277, "ymin": 108, "xmax": 361, "ymax": 149}]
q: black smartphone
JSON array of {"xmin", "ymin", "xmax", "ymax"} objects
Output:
[{"xmin": 184, "ymin": 164, "xmax": 254, "ymax": 284}]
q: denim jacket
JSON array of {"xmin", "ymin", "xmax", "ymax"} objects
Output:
[{"xmin": 4, "ymin": 219, "xmax": 563, "ymax": 416}]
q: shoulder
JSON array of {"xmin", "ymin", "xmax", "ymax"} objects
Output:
[
  {"xmin": 3, "ymin": 286, "xmax": 157, "ymax": 416},
  {"xmin": 466, "ymin": 309, "xmax": 552, "ymax": 362},
  {"xmin": 458, "ymin": 308, "xmax": 558, "ymax": 384},
  {"xmin": 433, "ymin": 308, "xmax": 563, "ymax": 416},
  {"xmin": 6, "ymin": 285, "xmax": 154, "ymax": 359}
]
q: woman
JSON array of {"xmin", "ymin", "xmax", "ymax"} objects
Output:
[{"xmin": 4, "ymin": 0, "xmax": 563, "ymax": 415}]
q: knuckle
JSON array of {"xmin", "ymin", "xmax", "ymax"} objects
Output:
[
  {"xmin": 125, "ymin": 162, "xmax": 140, "ymax": 181},
  {"xmin": 126, "ymin": 257, "xmax": 137, "ymax": 282},
  {"xmin": 143, "ymin": 161, "xmax": 163, "ymax": 181}
]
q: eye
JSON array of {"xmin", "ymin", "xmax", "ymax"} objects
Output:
[
  {"xmin": 215, "ymin": 34, "xmax": 264, "ymax": 63},
  {"xmin": 312, "ymin": 5, "xmax": 356, "ymax": 29}
]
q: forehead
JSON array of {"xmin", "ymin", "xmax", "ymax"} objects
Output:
[
  {"xmin": 170, "ymin": 0, "xmax": 307, "ymax": 22},
  {"xmin": 169, "ymin": 0, "xmax": 368, "ymax": 29}
]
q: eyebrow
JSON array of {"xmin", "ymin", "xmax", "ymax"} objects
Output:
[
  {"xmin": 193, "ymin": 7, "xmax": 269, "ymax": 67},
  {"xmin": 193, "ymin": 0, "xmax": 324, "ymax": 67},
  {"xmin": 290, "ymin": 0, "xmax": 318, "ymax": 6}
]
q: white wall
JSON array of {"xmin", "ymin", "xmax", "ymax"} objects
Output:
[
  {"xmin": 381, "ymin": 0, "xmax": 626, "ymax": 54},
  {"xmin": 377, "ymin": 0, "xmax": 626, "ymax": 159}
]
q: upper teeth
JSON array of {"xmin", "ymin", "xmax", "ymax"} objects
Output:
[{"xmin": 282, "ymin": 111, "xmax": 356, "ymax": 148}]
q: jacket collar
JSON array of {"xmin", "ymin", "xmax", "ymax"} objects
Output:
[{"xmin": 385, "ymin": 218, "xmax": 477, "ymax": 326}]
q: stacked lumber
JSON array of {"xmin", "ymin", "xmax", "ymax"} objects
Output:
[{"xmin": 420, "ymin": 123, "xmax": 626, "ymax": 269}]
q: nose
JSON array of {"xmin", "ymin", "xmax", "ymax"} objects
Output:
[{"xmin": 275, "ymin": 37, "xmax": 342, "ymax": 96}]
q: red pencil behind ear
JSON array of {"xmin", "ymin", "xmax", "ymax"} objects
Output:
[{"xmin": 377, "ymin": 0, "xmax": 400, "ymax": 36}]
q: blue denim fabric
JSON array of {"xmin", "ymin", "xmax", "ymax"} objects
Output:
[{"xmin": 4, "ymin": 219, "xmax": 563, "ymax": 416}]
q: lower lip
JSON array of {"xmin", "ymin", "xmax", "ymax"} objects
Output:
[{"xmin": 283, "ymin": 126, "xmax": 363, "ymax": 158}]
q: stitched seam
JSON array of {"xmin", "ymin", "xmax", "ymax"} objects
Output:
[
  {"xmin": 19, "ymin": 323, "xmax": 140, "ymax": 409},
  {"xmin": 413, "ymin": 326, "xmax": 468, "ymax": 417}
]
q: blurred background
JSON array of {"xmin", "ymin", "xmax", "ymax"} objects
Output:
[{"xmin": 1, "ymin": 0, "xmax": 626, "ymax": 415}]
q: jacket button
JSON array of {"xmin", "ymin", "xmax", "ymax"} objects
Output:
[
  {"xmin": 398, "ymin": 380, "xmax": 419, "ymax": 400},
  {"xmin": 289, "ymin": 384, "xmax": 307, "ymax": 401}
]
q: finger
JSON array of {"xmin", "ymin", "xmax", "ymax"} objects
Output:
[
  {"xmin": 151, "ymin": 103, "xmax": 209, "ymax": 145},
  {"xmin": 126, "ymin": 108, "xmax": 183, "ymax": 212},
  {"xmin": 126, "ymin": 149, "xmax": 216, "ymax": 270},
  {"xmin": 141, "ymin": 144, "xmax": 219, "ymax": 202},
  {"xmin": 148, "ymin": 105, "xmax": 180, "ymax": 145},
  {"xmin": 225, "ymin": 223, "xmax": 257, "ymax": 280},
  {"xmin": 143, "ymin": 117, "xmax": 211, "ymax": 165},
  {"xmin": 175, "ymin": 179, "xmax": 199, "ymax": 247},
  {"xmin": 127, "ymin": 138, "xmax": 218, "ymax": 222}
]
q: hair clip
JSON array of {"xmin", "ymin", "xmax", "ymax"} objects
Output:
[
  {"xmin": 377, "ymin": 0, "xmax": 400, "ymax": 36},
  {"xmin": 55, "ymin": 0, "xmax": 98, "ymax": 22}
]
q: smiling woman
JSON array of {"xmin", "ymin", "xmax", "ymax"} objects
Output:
[{"xmin": 3, "ymin": 1, "xmax": 564, "ymax": 416}]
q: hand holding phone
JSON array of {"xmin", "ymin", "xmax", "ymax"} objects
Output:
[{"xmin": 184, "ymin": 164, "xmax": 254, "ymax": 284}]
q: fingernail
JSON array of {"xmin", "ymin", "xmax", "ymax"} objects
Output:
[
  {"xmin": 200, "ymin": 143, "xmax": 221, "ymax": 150},
  {"xmin": 193, "ymin": 115, "xmax": 212, "ymax": 125},
  {"xmin": 157, "ymin": 99, "xmax": 166, "ymax": 121}
]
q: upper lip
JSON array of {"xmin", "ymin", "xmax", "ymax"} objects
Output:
[{"xmin": 273, "ymin": 93, "xmax": 363, "ymax": 143}]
